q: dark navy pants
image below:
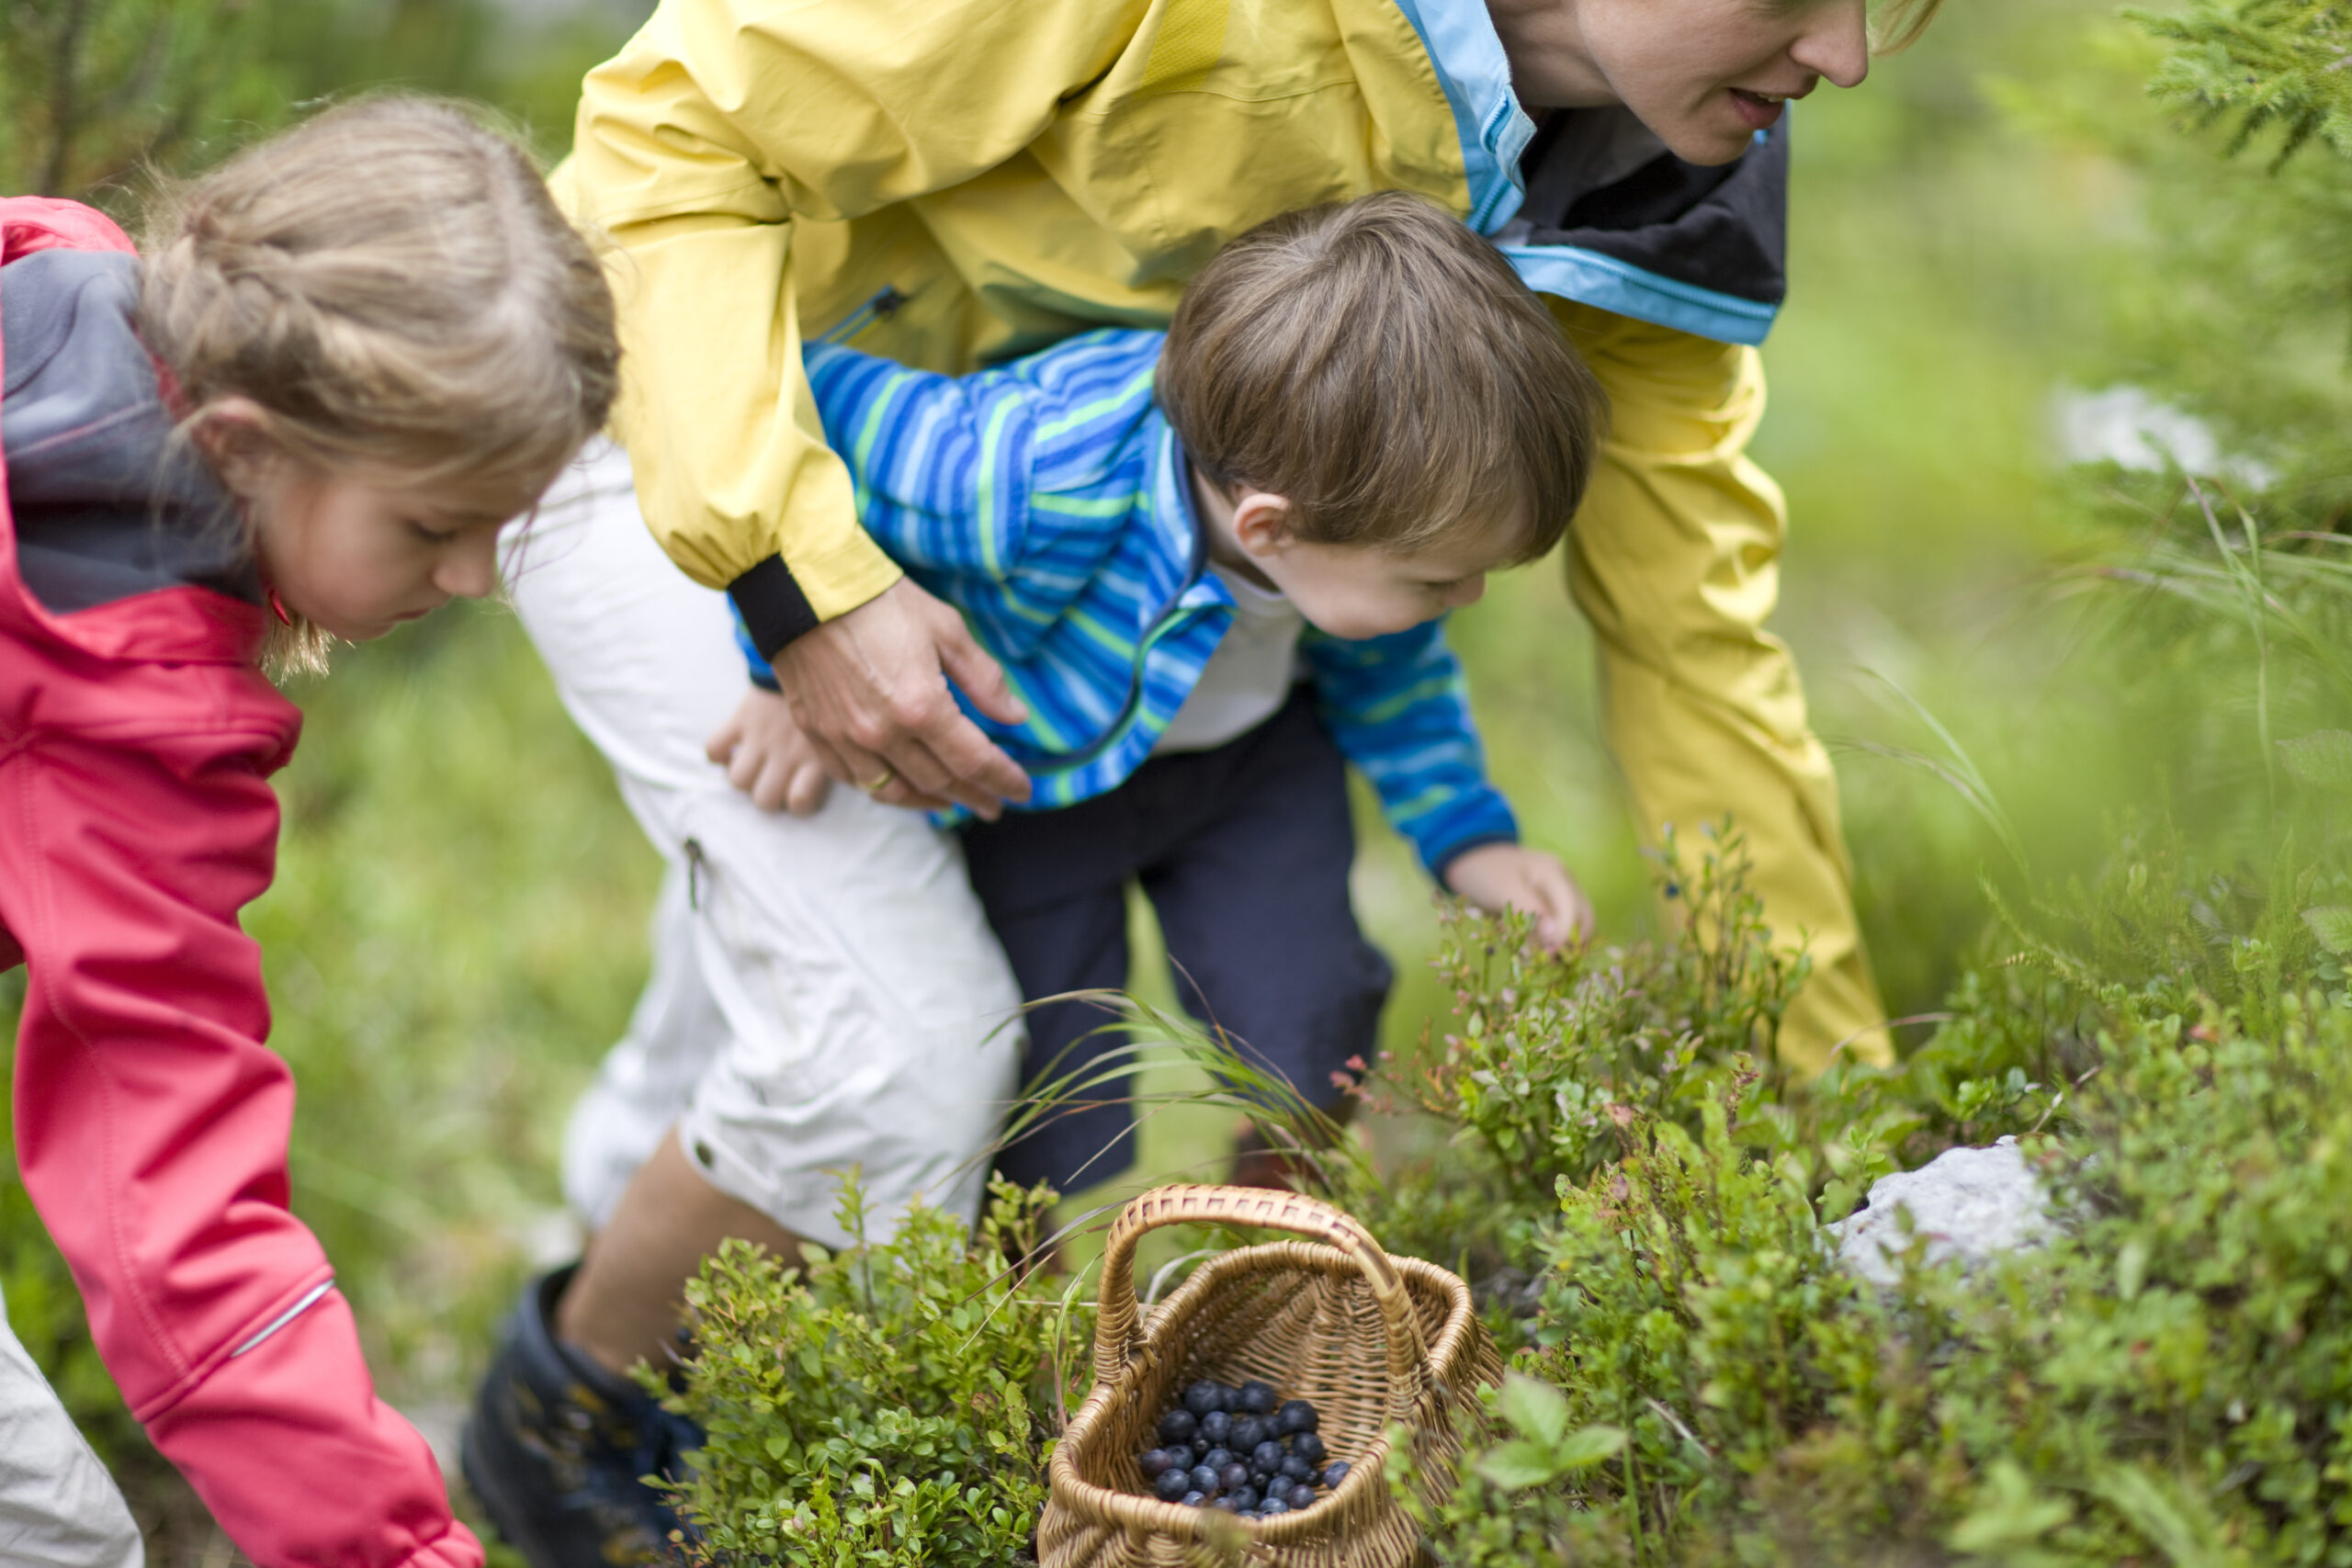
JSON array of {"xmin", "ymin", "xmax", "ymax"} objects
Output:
[{"xmin": 961, "ymin": 686, "xmax": 1393, "ymax": 1193}]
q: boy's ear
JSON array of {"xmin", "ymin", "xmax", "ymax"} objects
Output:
[{"xmin": 1229, "ymin": 491, "xmax": 1296, "ymax": 558}]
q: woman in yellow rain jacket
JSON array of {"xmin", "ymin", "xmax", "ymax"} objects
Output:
[{"xmin": 465, "ymin": 5, "xmax": 1934, "ymax": 1562}]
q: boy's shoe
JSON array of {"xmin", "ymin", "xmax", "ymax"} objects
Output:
[{"xmin": 460, "ymin": 1267, "xmax": 701, "ymax": 1568}]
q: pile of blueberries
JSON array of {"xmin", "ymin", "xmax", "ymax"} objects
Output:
[{"xmin": 1136, "ymin": 1378, "xmax": 1349, "ymax": 1519}]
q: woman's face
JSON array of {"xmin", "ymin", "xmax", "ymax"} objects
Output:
[{"xmin": 1497, "ymin": 0, "xmax": 1871, "ymax": 165}]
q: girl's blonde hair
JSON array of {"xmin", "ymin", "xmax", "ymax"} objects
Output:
[{"xmin": 138, "ymin": 96, "xmax": 619, "ymax": 663}]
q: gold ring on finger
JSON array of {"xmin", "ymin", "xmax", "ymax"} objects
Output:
[{"xmin": 859, "ymin": 767, "xmax": 895, "ymax": 794}]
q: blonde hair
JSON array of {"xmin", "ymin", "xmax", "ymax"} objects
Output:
[
  {"xmin": 1157, "ymin": 193, "xmax": 1603, "ymax": 566},
  {"xmin": 1871, "ymin": 0, "xmax": 1944, "ymax": 51},
  {"xmin": 137, "ymin": 96, "xmax": 619, "ymax": 666}
]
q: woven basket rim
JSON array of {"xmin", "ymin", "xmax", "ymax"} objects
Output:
[{"xmin": 1047, "ymin": 1239, "xmax": 1484, "ymax": 1546}]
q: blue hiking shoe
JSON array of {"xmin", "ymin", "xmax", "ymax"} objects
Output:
[{"xmin": 460, "ymin": 1267, "xmax": 702, "ymax": 1568}]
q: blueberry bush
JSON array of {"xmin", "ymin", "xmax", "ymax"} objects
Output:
[{"xmin": 654, "ymin": 1179, "xmax": 1091, "ymax": 1568}]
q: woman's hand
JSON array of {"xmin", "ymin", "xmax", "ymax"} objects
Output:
[
  {"xmin": 768, "ymin": 577, "xmax": 1033, "ymax": 818},
  {"xmin": 707, "ymin": 687, "xmax": 834, "ymax": 817},
  {"xmin": 1442, "ymin": 842, "xmax": 1595, "ymax": 951}
]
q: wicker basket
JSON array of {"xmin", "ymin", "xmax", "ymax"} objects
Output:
[{"xmin": 1039, "ymin": 1185, "xmax": 1501, "ymax": 1568}]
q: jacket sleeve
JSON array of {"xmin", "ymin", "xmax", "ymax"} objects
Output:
[
  {"xmin": 1550, "ymin": 298, "xmax": 1887, "ymax": 1073},
  {"xmin": 734, "ymin": 342, "xmax": 1045, "ymax": 687},
  {"xmin": 562, "ymin": 0, "xmax": 1144, "ymax": 657},
  {"xmin": 0, "ymin": 713, "xmax": 480, "ymax": 1568},
  {"xmin": 1301, "ymin": 618, "xmax": 1517, "ymax": 878}
]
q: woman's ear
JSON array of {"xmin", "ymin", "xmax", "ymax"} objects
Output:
[{"xmin": 1228, "ymin": 491, "xmax": 1297, "ymax": 559}]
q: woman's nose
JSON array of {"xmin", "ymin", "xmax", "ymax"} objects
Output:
[{"xmin": 1792, "ymin": 0, "xmax": 1871, "ymax": 90}]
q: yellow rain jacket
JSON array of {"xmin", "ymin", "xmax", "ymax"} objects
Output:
[{"xmin": 559, "ymin": 0, "xmax": 1892, "ymax": 1072}]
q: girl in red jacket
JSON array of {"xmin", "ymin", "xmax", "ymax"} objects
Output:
[{"xmin": 0, "ymin": 98, "xmax": 616, "ymax": 1567}]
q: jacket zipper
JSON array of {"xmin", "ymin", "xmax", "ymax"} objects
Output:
[{"xmin": 811, "ymin": 285, "xmax": 907, "ymax": 346}]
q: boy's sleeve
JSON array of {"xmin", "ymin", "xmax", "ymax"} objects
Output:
[
  {"xmin": 562, "ymin": 0, "xmax": 1141, "ymax": 658},
  {"xmin": 732, "ymin": 344, "xmax": 1046, "ymax": 690},
  {"xmin": 0, "ymin": 718, "xmax": 480, "ymax": 1568},
  {"xmin": 1302, "ymin": 619, "xmax": 1517, "ymax": 878}
]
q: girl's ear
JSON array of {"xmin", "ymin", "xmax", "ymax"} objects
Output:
[
  {"xmin": 1229, "ymin": 491, "xmax": 1297, "ymax": 559},
  {"xmin": 187, "ymin": 396, "xmax": 283, "ymax": 497}
]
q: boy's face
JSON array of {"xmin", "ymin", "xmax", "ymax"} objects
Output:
[{"xmin": 1235, "ymin": 501, "xmax": 1530, "ymax": 641}]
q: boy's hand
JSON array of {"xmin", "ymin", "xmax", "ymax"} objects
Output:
[
  {"xmin": 1442, "ymin": 843, "xmax": 1594, "ymax": 951},
  {"xmin": 707, "ymin": 687, "xmax": 834, "ymax": 817}
]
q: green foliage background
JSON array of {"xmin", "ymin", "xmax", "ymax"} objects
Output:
[{"xmin": 6, "ymin": 0, "xmax": 2351, "ymax": 1559}]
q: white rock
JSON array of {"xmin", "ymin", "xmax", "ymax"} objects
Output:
[{"xmin": 1827, "ymin": 1137, "xmax": 2057, "ymax": 1287}]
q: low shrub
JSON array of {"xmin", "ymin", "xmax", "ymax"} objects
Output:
[{"xmin": 657, "ymin": 1178, "xmax": 1090, "ymax": 1568}]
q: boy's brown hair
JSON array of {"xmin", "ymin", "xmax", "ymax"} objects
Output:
[{"xmin": 1156, "ymin": 192, "xmax": 1604, "ymax": 565}]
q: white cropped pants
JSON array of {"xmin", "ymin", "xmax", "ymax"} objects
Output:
[
  {"xmin": 0, "ymin": 1289, "xmax": 143, "ymax": 1568},
  {"xmin": 506, "ymin": 441, "xmax": 1023, "ymax": 1249}
]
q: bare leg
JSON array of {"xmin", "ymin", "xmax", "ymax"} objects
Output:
[{"xmin": 554, "ymin": 1125, "xmax": 810, "ymax": 1377}]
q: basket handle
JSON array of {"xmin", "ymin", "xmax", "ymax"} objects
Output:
[{"xmin": 1093, "ymin": 1184, "xmax": 1431, "ymax": 1424}]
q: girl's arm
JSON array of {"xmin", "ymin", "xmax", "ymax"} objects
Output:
[{"xmin": 0, "ymin": 711, "xmax": 479, "ymax": 1568}]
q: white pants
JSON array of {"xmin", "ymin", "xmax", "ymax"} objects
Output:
[
  {"xmin": 0, "ymin": 1290, "xmax": 143, "ymax": 1568},
  {"xmin": 507, "ymin": 441, "xmax": 1023, "ymax": 1249}
]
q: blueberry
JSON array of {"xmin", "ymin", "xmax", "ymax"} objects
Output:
[
  {"xmin": 1287, "ymin": 1483, "xmax": 1317, "ymax": 1511},
  {"xmin": 1229, "ymin": 1416, "xmax": 1268, "ymax": 1452},
  {"xmin": 1227, "ymin": 1485, "xmax": 1258, "ymax": 1512},
  {"xmin": 1261, "ymin": 1497, "xmax": 1290, "ymax": 1517},
  {"xmin": 1200, "ymin": 1448, "xmax": 1234, "ymax": 1472},
  {"xmin": 1322, "ymin": 1461, "xmax": 1350, "ymax": 1490},
  {"xmin": 1187, "ymin": 1491, "xmax": 1211, "ymax": 1507},
  {"xmin": 1162, "ymin": 1444, "xmax": 1195, "ymax": 1472},
  {"xmin": 1159, "ymin": 1408, "xmax": 1198, "ymax": 1445},
  {"xmin": 1198, "ymin": 1409, "xmax": 1233, "ymax": 1446},
  {"xmin": 1238, "ymin": 1379, "xmax": 1277, "ymax": 1416},
  {"xmin": 1190, "ymin": 1464, "xmax": 1220, "ymax": 1495},
  {"xmin": 1207, "ymin": 1495, "xmax": 1237, "ymax": 1512},
  {"xmin": 1250, "ymin": 1439, "xmax": 1284, "ymax": 1474},
  {"xmin": 1218, "ymin": 1461, "xmax": 1250, "ymax": 1492},
  {"xmin": 1138, "ymin": 1449, "xmax": 1172, "ymax": 1479},
  {"xmin": 1155, "ymin": 1468, "xmax": 1192, "ymax": 1501},
  {"xmin": 1276, "ymin": 1400, "xmax": 1318, "ymax": 1436},
  {"xmin": 1183, "ymin": 1380, "xmax": 1225, "ymax": 1417},
  {"xmin": 1280, "ymin": 1454, "xmax": 1314, "ymax": 1483},
  {"xmin": 1291, "ymin": 1432, "xmax": 1327, "ymax": 1466}
]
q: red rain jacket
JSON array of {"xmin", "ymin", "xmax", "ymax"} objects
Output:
[{"xmin": 0, "ymin": 197, "xmax": 481, "ymax": 1567}]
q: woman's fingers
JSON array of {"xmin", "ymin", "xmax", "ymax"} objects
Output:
[{"xmin": 768, "ymin": 577, "xmax": 1033, "ymax": 818}]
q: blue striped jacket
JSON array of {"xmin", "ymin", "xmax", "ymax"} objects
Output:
[{"xmin": 737, "ymin": 328, "xmax": 1516, "ymax": 874}]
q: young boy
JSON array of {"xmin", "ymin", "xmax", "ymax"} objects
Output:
[{"xmin": 725, "ymin": 192, "xmax": 1606, "ymax": 1190}]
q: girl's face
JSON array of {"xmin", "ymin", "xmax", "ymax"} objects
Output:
[
  {"xmin": 243, "ymin": 461, "xmax": 519, "ymax": 642},
  {"xmin": 1495, "ymin": 0, "xmax": 1871, "ymax": 165}
]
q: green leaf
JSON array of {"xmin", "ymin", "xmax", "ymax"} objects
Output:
[
  {"xmin": 2280, "ymin": 729, "xmax": 2352, "ymax": 792},
  {"xmin": 2303, "ymin": 905, "xmax": 2352, "ymax": 955},
  {"xmin": 1551, "ymin": 1424, "xmax": 1628, "ymax": 1469},
  {"xmin": 1949, "ymin": 1460, "xmax": 2074, "ymax": 1554},
  {"xmin": 2116, "ymin": 1236, "xmax": 2150, "ymax": 1302},
  {"xmin": 2088, "ymin": 1462, "xmax": 2226, "ymax": 1568},
  {"xmin": 1494, "ymin": 1371, "xmax": 1570, "ymax": 1448},
  {"xmin": 1474, "ymin": 1439, "xmax": 1564, "ymax": 1492}
]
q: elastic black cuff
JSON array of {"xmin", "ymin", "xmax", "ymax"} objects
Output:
[
  {"xmin": 728, "ymin": 554, "xmax": 823, "ymax": 660},
  {"xmin": 748, "ymin": 666, "xmax": 782, "ymax": 694}
]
